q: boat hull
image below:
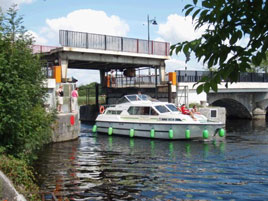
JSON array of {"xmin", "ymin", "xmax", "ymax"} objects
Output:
[{"xmin": 95, "ymin": 120, "xmax": 225, "ymax": 140}]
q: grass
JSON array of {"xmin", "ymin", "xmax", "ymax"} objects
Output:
[{"xmin": 78, "ymin": 96, "xmax": 106, "ymax": 106}]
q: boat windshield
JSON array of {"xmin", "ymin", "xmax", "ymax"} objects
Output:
[
  {"xmin": 125, "ymin": 94, "xmax": 152, "ymax": 102},
  {"xmin": 166, "ymin": 104, "xmax": 178, "ymax": 112},
  {"xmin": 117, "ymin": 97, "xmax": 129, "ymax": 104},
  {"xmin": 126, "ymin": 95, "xmax": 139, "ymax": 101},
  {"xmin": 138, "ymin": 94, "xmax": 150, "ymax": 101},
  {"xmin": 154, "ymin": 105, "xmax": 170, "ymax": 113}
]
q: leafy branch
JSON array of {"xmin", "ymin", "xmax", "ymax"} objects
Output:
[{"xmin": 171, "ymin": 0, "xmax": 268, "ymax": 93}]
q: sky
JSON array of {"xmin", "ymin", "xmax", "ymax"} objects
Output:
[{"xmin": 1, "ymin": 0, "xmax": 208, "ymax": 85}]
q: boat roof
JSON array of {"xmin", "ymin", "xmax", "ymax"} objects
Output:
[{"xmin": 115, "ymin": 94, "xmax": 176, "ymax": 107}]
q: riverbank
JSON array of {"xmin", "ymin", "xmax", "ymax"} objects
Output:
[
  {"xmin": 0, "ymin": 170, "xmax": 26, "ymax": 201},
  {"xmin": 0, "ymin": 154, "xmax": 40, "ymax": 201}
]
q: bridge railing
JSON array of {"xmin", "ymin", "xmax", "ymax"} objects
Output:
[
  {"xmin": 32, "ymin": 45, "xmax": 58, "ymax": 54},
  {"xmin": 109, "ymin": 75, "xmax": 165, "ymax": 88},
  {"xmin": 108, "ymin": 73, "xmax": 170, "ymax": 88},
  {"xmin": 176, "ymin": 70, "xmax": 268, "ymax": 82},
  {"xmin": 59, "ymin": 30, "xmax": 170, "ymax": 56}
]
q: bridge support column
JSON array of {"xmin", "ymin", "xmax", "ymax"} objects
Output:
[
  {"xmin": 60, "ymin": 59, "xmax": 68, "ymax": 82},
  {"xmin": 252, "ymin": 108, "xmax": 266, "ymax": 120},
  {"xmin": 100, "ymin": 69, "xmax": 106, "ymax": 87},
  {"xmin": 159, "ymin": 64, "xmax": 166, "ymax": 84}
]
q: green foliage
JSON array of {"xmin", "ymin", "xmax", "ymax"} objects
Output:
[
  {"xmin": 78, "ymin": 82, "xmax": 98, "ymax": 96},
  {"xmin": 0, "ymin": 154, "xmax": 41, "ymax": 201},
  {"xmin": 0, "ymin": 6, "xmax": 54, "ymax": 162},
  {"xmin": 171, "ymin": 0, "xmax": 268, "ymax": 93},
  {"xmin": 78, "ymin": 96, "xmax": 106, "ymax": 106},
  {"xmin": 78, "ymin": 82, "xmax": 105, "ymax": 97},
  {"xmin": 189, "ymin": 102, "xmax": 201, "ymax": 108},
  {"xmin": 249, "ymin": 51, "xmax": 268, "ymax": 73}
]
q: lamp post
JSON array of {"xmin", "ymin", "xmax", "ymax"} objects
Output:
[
  {"xmin": 147, "ymin": 14, "xmax": 157, "ymax": 54},
  {"xmin": 185, "ymin": 52, "xmax": 190, "ymax": 82},
  {"xmin": 147, "ymin": 15, "xmax": 157, "ymax": 98}
]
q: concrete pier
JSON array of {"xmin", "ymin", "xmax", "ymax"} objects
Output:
[
  {"xmin": 51, "ymin": 113, "xmax": 80, "ymax": 142},
  {"xmin": 199, "ymin": 107, "xmax": 226, "ymax": 124}
]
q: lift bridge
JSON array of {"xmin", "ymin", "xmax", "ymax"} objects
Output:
[{"xmin": 36, "ymin": 30, "xmax": 171, "ymax": 104}]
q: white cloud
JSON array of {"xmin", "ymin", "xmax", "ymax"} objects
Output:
[
  {"xmin": 68, "ymin": 69, "xmax": 100, "ymax": 86},
  {"xmin": 158, "ymin": 14, "xmax": 207, "ymax": 45},
  {"xmin": 35, "ymin": 9, "xmax": 130, "ymax": 85},
  {"xmin": 0, "ymin": 0, "xmax": 34, "ymax": 11},
  {"xmin": 27, "ymin": 30, "xmax": 48, "ymax": 44},
  {"xmin": 165, "ymin": 56, "xmax": 207, "ymax": 73},
  {"xmin": 158, "ymin": 14, "xmax": 209, "ymax": 72},
  {"xmin": 165, "ymin": 58, "xmax": 185, "ymax": 72},
  {"xmin": 40, "ymin": 9, "xmax": 129, "ymax": 45},
  {"xmin": 154, "ymin": 37, "xmax": 165, "ymax": 42}
]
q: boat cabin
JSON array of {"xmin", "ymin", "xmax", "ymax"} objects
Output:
[{"xmin": 104, "ymin": 94, "xmax": 180, "ymax": 116}]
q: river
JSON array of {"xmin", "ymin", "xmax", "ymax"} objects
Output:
[{"xmin": 35, "ymin": 119, "xmax": 268, "ymax": 200}]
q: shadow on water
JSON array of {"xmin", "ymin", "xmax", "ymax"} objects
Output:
[{"xmin": 35, "ymin": 120, "xmax": 268, "ymax": 200}]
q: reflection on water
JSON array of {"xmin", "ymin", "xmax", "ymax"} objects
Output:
[{"xmin": 35, "ymin": 120, "xmax": 268, "ymax": 200}]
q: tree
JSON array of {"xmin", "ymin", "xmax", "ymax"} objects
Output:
[
  {"xmin": 0, "ymin": 5, "xmax": 54, "ymax": 162},
  {"xmin": 249, "ymin": 51, "xmax": 268, "ymax": 73},
  {"xmin": 260, "ymin": 52, "xmax": 268, "ymax": 73},
  {"xmin": 170, "ymin": 0, "xmax": 268, "ymax": 93}
]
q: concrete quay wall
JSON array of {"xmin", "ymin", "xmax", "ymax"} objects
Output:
[
  {"xmin": 0, "ymin": 114, "xmax": 80, "ymax": 201},
  {"xmin": 199, "ymin": 107, "xmax": 226, "ymax": 125},
  {"xmin": 51, "ymin": 113, "xmax": 80, "ymax": 142},
  {"xmin": 0, "ymin": 171, "xmax": 26, "ymax": 201}
]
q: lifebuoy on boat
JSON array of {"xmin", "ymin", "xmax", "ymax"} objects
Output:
[{"xmin": 99, "ymin": 105, "xmax": 105, "ymax": 114}]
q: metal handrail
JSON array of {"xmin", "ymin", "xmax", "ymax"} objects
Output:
[
  {"xmin": 109, "ymin": 74, "xmax": 164, "ymax": 88},
  {"xmin": 32, "ymin": 45, "xmax": 59, "ymax": 54},
  {"xmin": 59, "ymin": 30, "xmax": 170, "ymax": 56},
  {"xmin": 176, "ymin": 70, "xmax": 268, "ymax": 82}
]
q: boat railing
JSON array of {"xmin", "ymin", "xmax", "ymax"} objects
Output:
[{"xmin": 176, "ymin": 70, "xmax": 268, "ymax": 82}]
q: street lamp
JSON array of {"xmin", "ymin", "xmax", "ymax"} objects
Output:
[
  {"xmin": 147, "ymin": 14, "xmax": 157, "ymax": 54},
  {"xmin": 147, "ymin": 15, "xmax": 157, "ymax": 98}
]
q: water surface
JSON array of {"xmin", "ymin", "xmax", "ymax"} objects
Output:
[{"xmin": 35, "ymin": 120, "xmax": 268, "ymax": 200}]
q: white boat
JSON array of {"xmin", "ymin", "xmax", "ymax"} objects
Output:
[{"xmin": 93, "ymin": 94, "xmax": 225, "ymax": 140}]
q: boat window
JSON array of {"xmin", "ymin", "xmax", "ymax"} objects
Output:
[
  {"xmin": 128, "ymin": 107, "xmax": 138, "ymax": 115},
  {"xmin": 125, "ymin": 94, "xmax": 153, "ymax": 101},
  {"xmin": 139, "ymin": 94, "xmax": 149, "ymax": 100},
  {"xmin": 155, "ymin": 105, "xmax": 170, "ymax": 113},
  {"xmin": 117, "ymin": 97, "xmax": 129, "ymax": 104},
  {"xmin": 126, "ymin": 95, "xmax": 139, "ymax": 101},
  {"xmin": 166, "ymin": 104, "xmax": 178, "ymax": 112},
  {"xmin": 151, "ymin": 108, "xmax": 158, "ymax": 115},
  {"xmin": 160, "ymin": 118, "xmax": 182, "ymax": 121},
  {"xmin": 106, "ymin": 110, "xmax": 122, "ymax": 115},
  {"xmin": 128, "ymin": 106, "xmax": 159, "ymax": 115},
  {"xmin": 116, "ymin": 111, "xmax": 122, "ymax": 115}
]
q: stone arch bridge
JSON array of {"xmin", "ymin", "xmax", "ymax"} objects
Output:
[
  {"xmin": 207, "ymin": 83, "xmax": 268, "ymax": 119},
  {"xmin": 176, "ymin": 70, "xmax": 268, "ymax": 119},
  {"xmin": 207, "ymin": 88, "xmax": 268, "ymax": 119}
]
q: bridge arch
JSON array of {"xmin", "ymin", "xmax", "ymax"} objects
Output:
[
  {"xmin": 209, "ymin": 98, "xmax": 252, "ymax": 119},
  {"xmin": 207, "ymin": 92, "xmax": 255, "ymax": 119}
]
